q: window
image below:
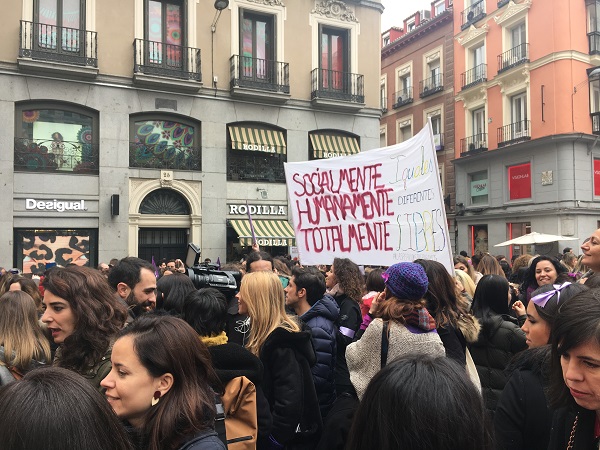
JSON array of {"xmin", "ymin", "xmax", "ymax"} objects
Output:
[
  {"xmin": 227, "ymin": 123, "xmax": 287, "ymax": 183},
  {"xmin": 15, "ymin": 104, "xmax": 98, "ymax": 173},
  {"xmin": 383, "ymin": 35, "xmax": 390, "ymax": 46},
  {"xmin": 407, "ymin": 18, "xmax": 416, "ymax": 32},
  {"xmin": 470, "ymin": 225, "xmax": 489, "ymax": 255},
  {"xmin": 507, "ymin": 222, "xmax": 532, "ymax": 259},
  {"xmin": 380, "ymin": 127, "xmax": 387, "ymax": 148},
  {"xmin": 469, "ymin": 171, "xmax": 488, "ymax": 205},
  {"xmin": 240, "ymin": 11, "xmax": 275, "ymax": 82},
  {"xmin": 473, "ymin": 43, "xmax": 485, "ymax": 79},
  {"xmin": 588, "ymin": 1, "xmax": 600, "ymax": 33},
  {"xmin": 35, "ymin": 0, "xmax": 85, "ymax": 52},
  {"xmin": 320, "ymin": 26, "xmax": 349, "ymax": 90},
  {"xmin": 380, "ymin": 78, "xmax": 387, "ymax": 111},
  {"xmin": 510, "ymin": 22, "xmax": 526, "ymax": 56},
  {"xmin": 145, "ymin": 0, "xmax": 185, "ymax": 67},
  {"xmin": 472, "ymin": 107, "xmax": 486, "ymax": 138},
  {"xmin": 434, "ymin": 0, "xmax": 446, "ymax": 15},
  {"xmin": 508, "ymin": 162, "xmax": 531, "ymax": 200},
  {"xmin": 594, "ymin": 159, "xmax": 600, "ymax": 196},
  {"xmin": 430, "ymin": 113, "xmax": 443, "ymax": 150},
  {"xmin": 397, "ymin": 120, "xmax": 412, "ymax": 143},
  {"xmin": 129, "ymin": 116, "xmax": 200, "ymax": 170},
  {"xmin": 511, "ymin": 92, "xmax": 528, "ymax": 136}
]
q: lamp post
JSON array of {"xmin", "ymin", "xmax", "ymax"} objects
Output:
[{"xmin": 211, "ymin": 0, "xmax": 229, "ymax": 89}]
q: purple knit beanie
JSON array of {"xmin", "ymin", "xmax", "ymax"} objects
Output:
[{"xmin": 382, "ymin": 262, "xmax": 429, "ymax": 300}]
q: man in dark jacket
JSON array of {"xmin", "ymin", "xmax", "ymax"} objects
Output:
[{"xmin": 285, "ymin": 266, "xmax": 339, "ymax": 418}]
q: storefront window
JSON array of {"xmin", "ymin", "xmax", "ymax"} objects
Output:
[
  {"xmin": 508, "ymin": 162, "xmax": 531, "ymax": 200},
  {"xmin": 469, "ymin": 171, "xmax": 488, "ymax": 205},
  {"xmin": 14, "ymin": 228, "xmax": 97, "ymax": 274},
  {"xmin": 15, "ymin": 104, "xmax": 98, "ymax": 174}
]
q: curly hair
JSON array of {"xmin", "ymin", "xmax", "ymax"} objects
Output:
[
  {"xmin": 522, "ymin": 256, "xmax": 567, "ymax": 293},
  {"xmin": 41, "ymin": 266, "xmax": 127, "ymax": 374},
  {"xmin": 332, "ymin": 258, "xmax": 364, "ymax": 303},
  {"xmin": 375, "ymin": 290, "xmax": 427, "ymax": 325}
]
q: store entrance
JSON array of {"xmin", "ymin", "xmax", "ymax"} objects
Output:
[{"xmin": 138, "ymin": 228, "xmax": 188, "ymax": 263}]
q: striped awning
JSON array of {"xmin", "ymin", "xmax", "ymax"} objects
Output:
[
  {"xmin": 309, "ymin": 133, "xmax": 360, "ymax": 159},
  {"xmin": 228, "ymin": 126, "xmax": 286, "ymax": 154},
  {"xmin": 229, "ymin": 219, "xmax": 295, "ymax": 247}
]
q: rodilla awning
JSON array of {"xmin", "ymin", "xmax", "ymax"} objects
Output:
[
  {"xmin": 228, "ymin": 126, "xmax": 286, "ymax": 154},
  {"xmin": 309, "ymin": 133, "xmax": 360, "ymax": 159},
  {"xmin": 229, "ymin": 219, "xmax": 295, "ymax": 246}
]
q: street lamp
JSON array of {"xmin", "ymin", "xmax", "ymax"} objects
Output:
[{"xmin": 212, "ymin": 0, "xmax": 229, "ymax": 32}]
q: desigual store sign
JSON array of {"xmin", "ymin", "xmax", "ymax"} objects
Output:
[{"xmin": 25, "ymin": 199, "xmax": 88, "ymax": 212}]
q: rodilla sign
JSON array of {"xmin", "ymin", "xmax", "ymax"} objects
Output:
[
  {"xmin": 284, "ymin": 122, "xmax": 453, "ymax": 270},
  {"xmin": 26, "ymin": 199, "xmax": 87, "ymax": 212}
]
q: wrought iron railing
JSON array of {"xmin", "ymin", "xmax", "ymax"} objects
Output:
[
  {"xmin": 497, "ymin": 0, "xmax": 510, "ymax": 7},
  {"xmin": 497, "ymin": 121, "xmax": 531, "ymax": 147},
  {"xmin": 498, "ymin": 44, "xmax": 529, "ymax": 73},
  {"xmin": 392, "ymin": 88, "xmax": 413, "ymax": 108},
  {"xmin": 229, "ymin": 55, "xmax": 289, "ymax": 93},
  {"xmin": 461, "ymin": 64, "xmax": 487, "ymax": 90},
  {"xmin": 19, "ymin": 20, "xmax": 97, "ymax": 67},
  {"xmin": 589, "ymin": 32, "xmax": 600, "ymax": 55},
  {"xmin": 460, "ymin": 133, "xmax": 488, "ymax": 155},
  {"xmin": 310, "ymin": 68, "xmax": 364, "ymax": 103},
  {"xmin": 419, "ymin": 73, "xmax": 444, "ymax": 98},
  {"xmin": 129, "ymin": 142, "xmax": 201, "ymax": 171},
  {"xmin": 14, "ymin": 138, "xmax": 99, "ymax": 173},
  {"xmin": 461, "ymin": 0, "xmax": 486, "ymax": 30},
  {"xmin": 227, "ymin": 152, "xmax": 286, "ymax": 183},
  {"xmin": 133, "ymin": 38, "xmax": 201, "ymax": 81},
  {"xmin": 592, "ymin": 112, "xmax": 600, "ymax": 135}
]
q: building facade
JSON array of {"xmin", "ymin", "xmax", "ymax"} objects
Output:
[
  {"xmin": 0, "ymin": 0, "xmax": 383, "ymax": 272},
  {"xmin": 380, "ymin": 0, "xmax": 457, "ymax": 248},
  {"xmin": 453, "ymin": 0, "xmax": 600, "ymax": 258}
]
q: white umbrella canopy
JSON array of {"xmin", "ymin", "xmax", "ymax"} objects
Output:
[{"xmin": 494, "ymin": 232, "xmax": 578, "ymax": 247}]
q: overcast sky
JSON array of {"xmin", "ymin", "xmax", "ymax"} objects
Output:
[{"xmin": 381, "ymin": 0, "xmax": 433, "ymax": 31}]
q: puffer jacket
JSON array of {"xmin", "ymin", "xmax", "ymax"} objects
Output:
[
  {"xmin": 300, "ymin": 294, "xmax": 339, "ymax": 417},
  {"xmin": 468, "ymin": 313, "xmax": 527, "ymax": 416}
]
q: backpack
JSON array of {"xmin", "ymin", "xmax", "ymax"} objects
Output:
[{"xmin": 215, "ymin": 375, "xmax": 259, "ymax": 450}]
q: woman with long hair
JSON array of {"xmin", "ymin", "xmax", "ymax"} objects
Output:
[
  {"xmin": 454, "ymin": 255, "xmax": 479, "ymax": 284},
  {"xmin": 477, "ymin": 254, "xmax": 506, "ymax": 278},
  {"xmin": 414, "ymin": 259, "xmax": 479, "ymax": 366},
  {"xmin": 237, "ymin": 271, "xmax": 321, "ymax": 449},
  {"xmin": 101, "ymin": 314, "xmax": 223, "ymax": 450},
  {"xmin": 547, "ymin": 289, "xmax": 600, "ymax": 449},
  {"xmin": 495, "ymin": 282, "xmax": 588, "ymax": 450},
  {"xmin": 469, "ymin": 274, "xmax": 527, "ymax": 416},
  {"xmin": 346, "ymin": 355, "xmax": 494, "ymax": 450},
  {"xmin": 4, "ymin": 275, "xmax": 43, "ymax": 312},
  {"xmin": 0, "ymin": 291, "xmax": 50, "ymax": 385},
  {"xmin": 0, "ymin": 367, "xmax": 134, "ymax": 450},
  {"xmin": 156, "ymin": 272, "xmax": 196, "ymax": 314},
  {"xmin": 454, "ymin": 269, "xmax": 476, "ymax": 310},
  {"xmin": 325, "ymin": 257, "xmax": 363, "ymax": 395},
  {"xmin": 41, "ymin": 266, "xmax": 128, "ymax": 389},
  {"xmin": 346, "ymin": 262, "xmax": 445, "ymax": 400},
  {"xmin": 520, "ymin": 255, "xmax": 568, "ymax": 303}
]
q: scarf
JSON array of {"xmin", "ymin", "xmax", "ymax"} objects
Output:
[
  {"xmin": 327, "ymin": 283, "xmax": 344, "ymax": 297},
  {"xmin": 404, "ymin": 308, "xmax": 437, "ymax": 332},
  {"xmin": 200, "ymin": 332, "xmax": 228, "ymax": 347}
]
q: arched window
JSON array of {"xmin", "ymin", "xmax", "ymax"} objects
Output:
[{"xmin": 139, "ymin": 188, "xmax": 191, "ymax": 215}]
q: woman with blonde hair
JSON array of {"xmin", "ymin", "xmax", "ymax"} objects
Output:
[
  {"xmin": 0, "ymin": 291, "xmax": 50, "ymax": 385},
  {"xmin": 237, "ymin": 271, "xmax": 321, "ymax": 449},
  {"xmin": 455, "ymin": 269, "xmax": 477, "ymax": 310}
]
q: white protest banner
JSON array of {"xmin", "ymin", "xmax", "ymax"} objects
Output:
[{"xmin": 284, "ymin": 122, "xmax": 453, "ymax": 271}]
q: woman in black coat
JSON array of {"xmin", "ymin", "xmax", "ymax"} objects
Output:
[{"xmin": 468, "ymin": 275, "xmax": 527, "ymax": 417}]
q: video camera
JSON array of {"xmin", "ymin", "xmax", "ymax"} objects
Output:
[{"xmin": 184, "ymin": 243, "xmax": 240, "ymax": 299}]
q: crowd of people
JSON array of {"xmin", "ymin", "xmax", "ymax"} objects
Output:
[{"xmin": 2, "ymin": 229, "xmax": 600, "ymax": 449}]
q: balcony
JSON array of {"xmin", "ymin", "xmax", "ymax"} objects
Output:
[
  {"xmin": 229, "ymin": 55, "xmax": 290, "ymax": 103},
  {"xmin": 392, "ymin": 88, "xmax": 413, "ymax": 109},
  {"xmin": 497, "ymin": 121, "xmax": 531, "ymax": 147},
  {"xmin": 18, "ymin": 20, "xmax": 98, "ymax": 78},
  {"xmin": 497, "ymin": 0, "xmax": 510, "ymax": 7},
  {"xmin": 311, "ymin": 68, "xmax": 365, "ymax": 111},
  {"xmin": 228, "ymin": 153, "xmax": 286, "ymax": 183},
  {"xmin": 461, "ymin": 64, "xmax": 487, "ymax": 90},
  {"xmin": 419, "ymin": 73, "xmax": 444, "ymax": 98},
  {"xmin": 14, "ymin": 138, "xmax": 99, "ymax": 174},
  {"xmin": 589, "ymin": 32, "xmax": 600, "ymax": 55},
  {"xmin": 460, "ymin": 133, "xmax": 488, "ymax": 156},
  {"xmin": 498, "ymin": 44, "xmax": 529, "ymax": 73},
  {"xmin": 129, "ymin": 142, "xmax": 201, "ymax": 171},
  {"xmin": 592, "ymin": 112, "xmax": 600, "ymax": 135},
  {"xmin": 133, "ymin": 39, "xmax": 201, "ymax": 92},
  {"xmin": 461, "ymin": 0, "xmax": 486, "ymax": 30}
]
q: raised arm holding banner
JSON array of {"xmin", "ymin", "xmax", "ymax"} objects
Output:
[{"xmin": 284, "ymin": 121, "xmax": 454, "ymax": 272}]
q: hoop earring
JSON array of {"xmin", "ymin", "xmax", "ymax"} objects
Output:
[{"xmin": 151, "ymin": 391, "xmax": 161, "ymax": 407}]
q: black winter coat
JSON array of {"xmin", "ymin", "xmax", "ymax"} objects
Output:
[
  {"xmin": 468, "ymin": 313, "xmax": 527, "ymax": 415},
  {"xmin": 300, "ymin": 294, "xmax": 339, "ymax": 417},
  {"xmin": 259, "ymin": 327, "xmax": 322, "ymax": 450},
  {"xmin": 332, "ymin": 294, "xmax": 361, "ymax": 395},
  {"xmin": 208, "ymin": 342, "xmax": 273, "ymax": 448},
  {"xmin": 494, "ymin": 346, "xmax": 552, "ymax": 450},
  {"xmin": 548, "ymin": 406, "xmax": 598, "ymax": 450}
]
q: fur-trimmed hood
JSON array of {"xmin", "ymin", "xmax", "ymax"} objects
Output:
[{"xmin": 456, "ymin": 313, "xmax": 481, "ymax": 344}]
